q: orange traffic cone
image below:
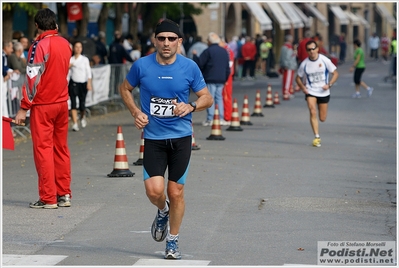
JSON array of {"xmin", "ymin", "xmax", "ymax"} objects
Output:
[
  {"xmin": 263, "ymin": 84, "xmax": 275, "ymax": 108},
  {"xmin": 108, "ymin": 126, "xmax": 135, "ymax": 177},
  {"xmin": 133, "ymin": 129, "xmax": 144, "ymax": 166},
  {"xmin": 227, "ymin": 98, "xmax": 243, "ymax": 131},
  {"xmin": 191, "ymin": 124, "xmax": 200, "ymax": 150},
  {"xmin": 251, "ymin": 90, "xmax": 264, "ymax": 117},
  {"xmin": 206, "ymin": 104, "xmax": 226, "ymax": 140},
  {"xmin": 273, "ymin": 92, "xmax": 280, "ymax": 105},
  {"xmin": 240, "ymin": 95, "xmax": 253, "ymax": 125}
]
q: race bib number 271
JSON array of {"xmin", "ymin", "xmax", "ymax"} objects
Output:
[{"xmin": 150, "ymin": 96, "xmax": 177, "ymax": 118}]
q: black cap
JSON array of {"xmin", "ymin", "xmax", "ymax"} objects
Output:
[{"xmin": 154, "ymin": 19, "xmax": 183, "ymax": 38}]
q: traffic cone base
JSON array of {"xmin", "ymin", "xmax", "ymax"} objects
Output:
[
  {"xmin": 227, "ymin": 98, "xmax": 243, "ymax": 131},
  {"xmin": 192, "ymin": 125, "xmax": 201, "ymax": 150},
  {"xmin": 207, "ymin": 104, "xmax": 226, "ymax": 140},
  {"xmin": 273, "ymin": 92, "xmax": 280, "ymax": 105},
  {"xmin": 133, "ymin": 130, "xmax": 144, "ymax": 166},
  {"xmin": 108, "ymin": 126, "xmax": 135, "ymax": 177}
]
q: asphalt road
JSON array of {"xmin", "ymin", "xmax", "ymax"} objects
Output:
[{"xmin": 2, "ymin": 59, "xmax": 396, "ymax": 267}]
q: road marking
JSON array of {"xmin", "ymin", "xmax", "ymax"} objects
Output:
[
  {"xmin": 2, "ymin": 254, "xmax": 67, "ymax": 266},
  {"xmin": 133, "ymin": 258, "xmax": 210, "ymax": 266}
]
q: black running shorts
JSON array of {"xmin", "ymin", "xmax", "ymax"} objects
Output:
[
  {"xmin": 305, "ymin": 94, "xmax": 330, "ymax": 104},
  {"xmin": 143, "ymin": 135, "xmax": 192, "ymax": 184}
]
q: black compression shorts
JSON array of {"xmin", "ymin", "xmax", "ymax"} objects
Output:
[{"xmin": 143, "ymin": 135, "xmax": 192, "ymax": 184}]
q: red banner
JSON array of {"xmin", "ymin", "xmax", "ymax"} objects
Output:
[
  {"xmin": 66, "ymin": 3, "xmax": 83, "ymax": 21},
  {"xmin": 2, "ymin": 116, "xmax": 14, "ymax": 151}
]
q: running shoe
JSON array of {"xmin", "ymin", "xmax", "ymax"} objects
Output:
[
  {"xmin": 29, "ymin": 200, "xmax": 58, "ymax": 209},
  {"xmin": 72, "ymin": 123, "xmax": 79, "ymax": 131},
  {"xmin": 202, "ymin": 120, "xmax": 212, "ymax": 126},
  {"xmin": 81, "ymin": 117, "xmax": 87, "ymax": 128},
  {"xmin": 313, "ymin": 137, "xmax": 321, "ymax": 147},
  {"xmin": 367, "ymin": 87, "xmax": 374, "ymax": 97},
  {"xmin": 352, "ymin": 93, "xmax": 361, "ymax": 98},
  {"xmin": 58, "ymin": 194, "xmax": 71, "ymax": 207},
  {"xmin": 151, "ymin": 201, "xmax": 169, "ymax": 242},
  {"xmin": 165, "ymin": 237, "xmax": 181, "ymax": 259}
]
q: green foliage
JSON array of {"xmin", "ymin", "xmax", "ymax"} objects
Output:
[
  {"xmin": 3, "ymin": 3, "xmax": 39, "ymax": 16},
  {"xmin": 145, "ymin": 3, "xmax": 204, "ymax": 24}
]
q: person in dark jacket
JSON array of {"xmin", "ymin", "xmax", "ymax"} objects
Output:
[
  {"xmin": 193, "ymin": 32, "xmax": 230, "ymax": 126},
  {"xmin": 108, "ymin": 31, "xmax": 134, "ymax": 64}
]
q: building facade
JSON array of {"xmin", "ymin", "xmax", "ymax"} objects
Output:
[{"xmin": 188, "ymin": 2, "xmax": 397, "ymax": 62}]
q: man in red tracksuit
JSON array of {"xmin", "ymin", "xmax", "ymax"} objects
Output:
[
  {"xmin": 220, "ymin": 37, "xmax": 234, "ymax": 123},
  {"xmin": 15, "ymin": 8, "xmax": 72, "ymax": 209}
]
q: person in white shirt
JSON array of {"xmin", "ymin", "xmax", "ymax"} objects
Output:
[
  {"xmin": 295, "ymin": 40, "xmax": 339, "ymax": 148},
  {"xmin": 68, "ymin": 41, "xmax": 92, "ymax": 131},
  {"xmin": 368, "ymin": 33, "xmax": 380, "ymax": 60}
]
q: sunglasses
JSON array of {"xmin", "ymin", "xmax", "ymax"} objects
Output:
[
  {"xmin": 156, "ymin": 36, "xmax": 179, "ymax": 42},
  {"xmin": 306, "ymin": 47, "xmax": 317, "ymax": 52}
]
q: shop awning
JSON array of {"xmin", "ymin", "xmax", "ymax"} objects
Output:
[
  {"xmin": 344, "ymin": 11, "xmax": 361, "ymax": 25},
  {"xmin": 279, "ymin": 3, "xmax": 304, "ymax": 29},
  {"xmin": 329, "ymin": 5, "xmax": 350, "ymax": 25},
  {"xmin": 375, "ymin": 3, "xmax": 397, "ymax": 28},
  {"xmin": 263, "ymin": 3, "xmax": 291, "ymax": 30},
  {"xmin": 356, "ymin": 14, "xmax": 370, "ymax": 29},
  {"xmin": 245, "ymin": 2, "xmax": 273, "ymax": 31},
  {"xmin": 304, "ymin": 3, "xmax": 329, "ymax": 27},
  {"xmin": 291, "ymin": 4, "xmax": 312, "ymax": 28}
]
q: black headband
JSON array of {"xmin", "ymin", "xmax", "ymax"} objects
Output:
[{"xmin": 155, "ymin": 19, "xmax": 183, "ymax": 38}]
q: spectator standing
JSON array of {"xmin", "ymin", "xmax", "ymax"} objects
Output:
[
  {"xmin": 350, "ymin": 39, "xmax": 374, "ymax": 98},
  {"xmin": 8, "ymin": 42, "xmax": 27, "ymax": 114},
  {"xmin": 95, "ymin": 31, "xmax": 108, "ymax": 64},
  {"xmin": 241, "ymin": 36, "xmax": 257, "ymax": 80},
  {"xmin": 2, "ymin": 41, "xmax": 13, "ymax": 117},
  {"xmin": 255, "ymin": 34, "xmax": 263, "ymax": 73},
  {"xmin": 187, "ymin": 36, "xmax": 208, "ymax": 59},
  {"xmin": 380, "ymin": 33, "xmax": 391, "ymax": 62},
  {"xmin": 193, "ymin": 32, "xmax": 230, "ymax": 126},
  {"xmin": 295, "ymin": 40, "xmax": 339, "ymax": 148},
  {"xmin": 108, "ymin": 31, "xmax": 134, "ymax": 64},
  {"xmin": 18, "ymin": 36, "xmax": 30, "ymax": 59},
  {"xmin": 119, "ymin": 19, "xmax": 213, "ymax": 259},
  {"xmin": 339, "ymin": 32, "xmax": 347, "ymax": 64},
  {"xmin": 7, "ymin": 42, "xmax": 26, "ymax": 74},
  {"xmin": 68, "ymin": 41, "xmax": 93, "ymax": 131},
  {"xmin": 297, "ymin": 30, "xmax": 313, "ymax": 65},
  {"xmin": 227, "ymin": 36, "xmax": 238, "ymax": 78},
  {"xmin": 279, "ymin": 35, "xmax": 297, "ymax": 100},
  {"xmin": 369, "ymin": 33, "xmax": 380, "ymax": 60},
  {"xmin": 130, "ymin": 43, "xmax": 142, "ymax": 61},
  {"xmin": 259, "ymin": 35, "xmax": 272, "ymax": 76},
  {"xmin": 236, "ymin": 36, "xmax": 244, "ymax": 79},
  {"xmin": 390, "ymin": 36, "xmax": 397, "ymax": 79},
  {"xmin": 14, "ymin": 8, "xmax": 73, "ymax": 209},
  {"xmin": 220, "ymin": 36, "xmax": 234, "ymax": 123}
]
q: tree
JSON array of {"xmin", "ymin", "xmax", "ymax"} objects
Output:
[{"xmin": 2, "ymin": 3, "xmax": 40, "ymax": 40}]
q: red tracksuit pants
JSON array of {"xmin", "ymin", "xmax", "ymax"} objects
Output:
[
  {"xmin": 30, "ymin": 102, "xmax": 72, "ymax": 204},
  {"xmin": 222, "ymin": 75, "xmax": 233, "ymax": 121},
  {"xmin": 282, "ymin": 69, "xmax": 295, "ymax": 98}
]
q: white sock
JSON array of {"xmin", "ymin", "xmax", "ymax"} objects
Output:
[
  {"xmin": 167, "ymin": 233, "xmax": 179, "ymax": 241},
  {"xmin": 159, "ymin": 201, "xmax": 169, "ymax": 215},
  {"xmin": 315, "ymin": 134, "xmax": 320, "ymax": 138}
]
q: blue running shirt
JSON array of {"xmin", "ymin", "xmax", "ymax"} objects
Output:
[{"xmin": 126, "ymin": 53, "xmax": 206, "ymax": 139}]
